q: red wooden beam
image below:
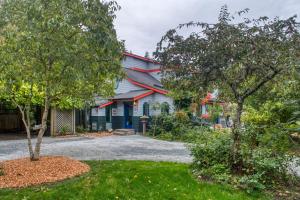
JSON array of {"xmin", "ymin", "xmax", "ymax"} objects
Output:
[
  {"xmin": 99, "ymin": 101, "xmax": 114, "ymax": 108},
  {"xmin": 130, "ymin": 67, "xmax": 161, "ymax": 73},
  {"xmin": 127, "ymin": 78, "xmax": 168, "ymax": 95},
  {"xmin": 133, "ymin": 90, "xmax": 154, "ymax": 101}
]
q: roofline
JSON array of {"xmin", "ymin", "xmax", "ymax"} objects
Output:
[
  {"xmin": 99, "ymin": 101, "xmax": 114, "ymax": 108},
  {"xmin": 98, "ymin": 91, "xmax": 156, "ymax": 108},
  {"xmin": 127, "ymin": 78, "xmax": 168, "ymax": 95},
  {"xmin": 133, "ymin": 90, "xmax": 154, "ymax": 101},
  {"xmin": 123, "ymin": 52, "xmax": 160, "ymax": 64},
  {"xmin": 130, "ymin": 67, "xmax": 161, "ymax": 73}
]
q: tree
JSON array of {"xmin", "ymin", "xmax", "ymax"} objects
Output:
[
  {"xmin": 155, "ymin": 6, "xmax": 300, "ymax": 172},
  {"xmin": 0, "ymin": 0, "xmax": 123, "ymax": 160}
]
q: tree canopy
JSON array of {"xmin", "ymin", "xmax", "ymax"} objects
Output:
[
  {"xmin": 155, "ymin": 6, "xmax": 300, "ymax": 172},
  {"xmin": 0, "ymin": 0, "xmax": 124, "ymax": 160}
]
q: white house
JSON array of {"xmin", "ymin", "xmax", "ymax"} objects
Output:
[{"xmin": 90, "ymin": 52, "xmax": 174, "ymax": 132}]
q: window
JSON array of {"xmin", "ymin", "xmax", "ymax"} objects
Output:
[
  {"xmin": 105, "ymin": 105, "xmax": 112, "ymax": 123},
  {"xmin": 143, "ymin": 102, "xmax": 150, "ymax": 116},
  {"xmin": 161, "ymin": 102, "xmax": 170, "ymax": 114}
]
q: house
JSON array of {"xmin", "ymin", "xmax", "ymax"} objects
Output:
[
  {"xmin": 0, "ymin": 52, "xmax": 174, "ymax": 137},
  {"xmin": 200, "ymin": 90, "xmax": 229, "ymax": 128},
  {"xmin": 89, "ymin": 52, "xmax": 174, "ymax": 133}
]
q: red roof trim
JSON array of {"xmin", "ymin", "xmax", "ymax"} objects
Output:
[
  {"xmin": 124, "ymin": 52, "xmax": 160, "ymax": 64},
  {"xmin": 99, "ymin": 101, "xmax": 114, "ymax": 108},
  {"xmin": 127, "ymin": 78, "xmax": 168, "ymax": 95},
  {"xmin": 130, "ymin": 67, "xmax": 161, "ymax": 73},
  {"xmin": 133, "ymin": 90, "xmax": 155, "ymax": 101}
]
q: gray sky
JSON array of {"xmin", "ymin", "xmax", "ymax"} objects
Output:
[{"xmin": 114, "ymin": 0, "xmax": 300, "ymax": 56}]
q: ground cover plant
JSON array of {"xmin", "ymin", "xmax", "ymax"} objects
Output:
[{"xmin": 0, "ymin": 160, "xmax": 269, "ymax": 200}]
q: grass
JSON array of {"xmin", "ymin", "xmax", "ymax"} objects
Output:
[{"xmin": 0, "ymin": 160, "xmax": 269, "ymax": 200}]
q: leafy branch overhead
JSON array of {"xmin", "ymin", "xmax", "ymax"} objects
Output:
[
  {"xmin": 155, "ymin": 5, "xmax": 300, "ymax": 102},
  {"xmin": 155, "ymin": 5, "xmax": 300, "ymax": 172}
]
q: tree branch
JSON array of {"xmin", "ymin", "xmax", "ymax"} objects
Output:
[{"xmin": 242, "ymin": 69, "xmax": 283, "ymax": 99}]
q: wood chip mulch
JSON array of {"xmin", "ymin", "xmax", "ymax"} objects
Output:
[
  {"xmin": 0, "ymin": 156, "xmax": 90, "ymax": 189},
  {"xmin": 83, "ymin": 131, "xmax": 113, "ymax": 138}
]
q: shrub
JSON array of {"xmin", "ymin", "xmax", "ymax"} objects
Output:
[
  {"xmin": 149, "ymin": 113, "xmax": 191, "ymax": 137},
  {"xmin": 190, "ymin": 130, "xmax": 232, "ymax": 170},
  {"xmin": 156, "ymin": 132, "xmax": 173, "ymax": 141},
  {"xmin": 190, "ymin": 127, "xmax": 299, "ymax": 192},
  {"xmin": 76, "ymin": 125, "xmax": 86, "ymax": 133}
]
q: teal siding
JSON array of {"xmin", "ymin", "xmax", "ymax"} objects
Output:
[
  {"xmin": 132, "ymin": 117, "xmax": 142, "ymax": 132},
  {"xmin": 112, "ymin": 116, "xmax": 124, "ymax": 129},
  {"xmin": 90, "ymin": 116, "xmax": 106, "ymax": 131}
]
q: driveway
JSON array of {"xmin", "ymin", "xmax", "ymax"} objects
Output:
[{"xmin": 0, "ymin": 135, "xmax": 192, "ymax": 163}]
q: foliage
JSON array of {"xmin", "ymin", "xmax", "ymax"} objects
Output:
[
  {"xmin": 149, "ymin": 112, "xmax": 213, "ymax": 142},
  {"xmin": 0, "ymin": 161, "xmax": 269, "ymax": 200},
  {"xmin": 155, "ymin": 5, "xmax": 300, "ymax": 171},
  {"xmin": 76, "ymin": 125, "xmax": 87, "ymax": 134},
  {"xmin": 0, "ymin": 0, "xmax": 123, "ymax": 160},
  {"xmin": 59, "ymin": 126, "xmax": 69, "ymax": 136},
  {"xmin": 190, "ymin": 128, "xmax": 299, "ymax": 193},
  {"xmin": 149, "ymin": 111, "xmax": 191, "ymax": 138},
  {"xmin": 207, "ymin": 103, "xmax": 223, "ymax": 124}
]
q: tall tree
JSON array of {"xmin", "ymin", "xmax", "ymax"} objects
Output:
[
  {"xmin": 0, "ymin": 0, "xmax": 123, "ymax": 160},
  {"xmin": 155, "ymin": 6, "xmax": 300, "ymax": 172}
]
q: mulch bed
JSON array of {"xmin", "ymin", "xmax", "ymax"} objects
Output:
[
  {"xmin": 83, "ymin": 131, "xmax": 113, "ymax": 138},
  {"xmin": 54, "ymin": 131, "xmax": 113, "ymax": 138},
  {"xmin": 0, "ymin": 156, "xmax": 90, "ymax": 189}
]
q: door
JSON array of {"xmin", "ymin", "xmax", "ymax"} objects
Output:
[{"xmin": 124, "ymin": 102, "xmax": 133, "ymax": 129}]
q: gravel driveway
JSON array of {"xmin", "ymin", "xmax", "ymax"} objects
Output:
[{"xmin": 0, "ymin": 135, "xmax": 192, "ymax": 163}]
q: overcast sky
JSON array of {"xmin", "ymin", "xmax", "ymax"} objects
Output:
[{"xmin": 114, "ymin": 0, "xmax": 300, "ymax": 57}]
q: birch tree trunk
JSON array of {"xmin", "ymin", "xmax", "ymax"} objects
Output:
[
  {"xmin": 17, "ymin": 105, "xmax": 34, "ymax": 159},
  {"xmin": 32, "ymin": 98, "xmax": 50, "ymax": 160}
]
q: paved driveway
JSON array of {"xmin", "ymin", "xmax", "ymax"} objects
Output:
[{"xmin": 0, "ymin": 135, "xmax": 192, "ymax": 163}]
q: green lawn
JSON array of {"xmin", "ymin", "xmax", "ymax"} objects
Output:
[{"xmin": 0, "ymin": 161, "xmax": 269, "ymax": 200}]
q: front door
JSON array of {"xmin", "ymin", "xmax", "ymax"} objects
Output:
[{"xmin": 124, "ymin": 102, "xmax": 133, "ymax": 129}]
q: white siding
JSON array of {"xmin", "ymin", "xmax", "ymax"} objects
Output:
[
  {"xmin": 91, "ymin": 107, "xmax": 105, "ymax": 116},
  {"xmin": 111, "ymin": 101, "xmax": 124, "ymax": 116},
  {"xmin": 115, "ymin": 79, "xmax": 142, "ymax": 94},
  {"xmin": 122, "ymin": 56, "xmax": 160, "ymax": 70},
  {"xmin": 134, "ymin": 95, "xmax": 154, "ymax": 116},
  {"xmin": 132, "ymin": 93, "xmax": 175, "ymax": 117},
  {"xmin": 151, "ymin": 93, "xmax": 175, "ymax": 116},
  {"xmin": 149, "ymin": 71, "xmax": 161, "ymax": 81}
]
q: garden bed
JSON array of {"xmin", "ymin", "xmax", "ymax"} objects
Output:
[
  {"xmin": 83, "ymin": 131, "xmax": 113, "ymax": 138},
  {"xmin": 0, "ymin": 156, "xmax": 90, "ymax": 188},
  {"xmin": 54, "ymin": 131, "xmax": 113, "ymax": 138}
]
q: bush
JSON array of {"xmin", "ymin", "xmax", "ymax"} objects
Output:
[
  {"xmin": 148, "ymin": 111, "xmax": 206, "ymax": 141},
  {"xmin": 149, "ymin": 113, "xmax": 188, "ymax": 138},
  {"xmin": 190, "ymin": 130, "xmax": 232, "ymax": 170},
  {"xmin": 190, "ymin": 127, "xmax": 299, "ymax": 192},
  {"xmin": 156, "ymin": 132, "xmax": 173, "ymax": 141}
]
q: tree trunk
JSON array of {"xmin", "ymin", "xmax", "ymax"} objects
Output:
[
  {"xmin": 32, "ymin": 98, "xmax": 50, "ymax": 161},
  {"xmin": 231, "ymin": 100, "xmax": 244, "ymax": 174},
  {"xmin": 17, "ymin": 105, "xmax": 34, "ymax": 159}
]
